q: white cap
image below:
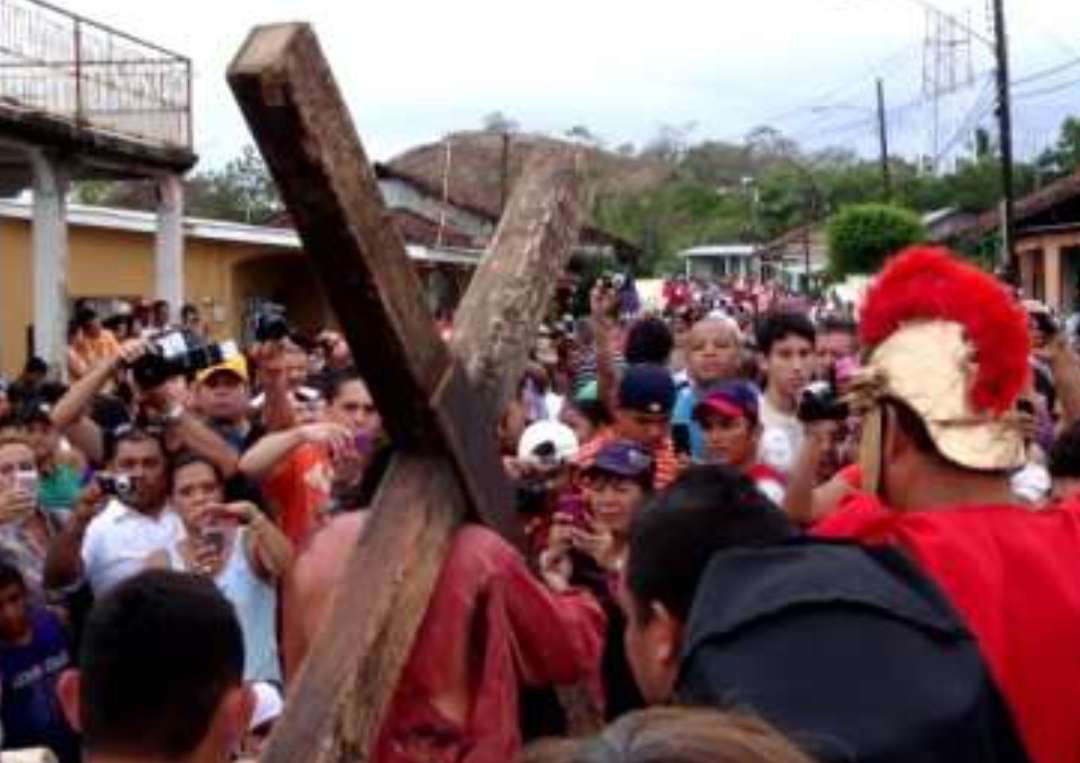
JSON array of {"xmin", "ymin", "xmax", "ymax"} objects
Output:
[
  {"xmin": 517, "ymin": 421, "xmax": 579, "ymax": 466},
  {"xmin": 249, "ymin": 681, "xmax": 284, "ymax": 731}
]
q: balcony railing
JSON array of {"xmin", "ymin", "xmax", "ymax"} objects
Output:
[{"xmin": 0, "ymin": 0, "xmax": 192, "ymax": 150}]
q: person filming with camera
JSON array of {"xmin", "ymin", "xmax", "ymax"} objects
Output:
[{"xmin": 44, "ymin": 428, "xmax": 186, "ymax": 599}]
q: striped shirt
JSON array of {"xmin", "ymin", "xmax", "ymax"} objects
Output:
[{"xmin": 575, "ymin": 428, "xmax": 681, "ymax": 490}]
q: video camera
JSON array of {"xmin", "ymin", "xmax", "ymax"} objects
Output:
[
  {"xmin": 129, "ymin": 332, "xmax": 239, "ymax": 389},
  {"xmin": 796, "ymin": 381, "xmax": 850, "ymax": 423}
]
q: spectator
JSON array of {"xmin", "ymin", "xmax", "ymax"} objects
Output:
[
  {"xmin": 559, "ymin": 384, "xmax": 612, "ymax": 448},
  {"xmin": 622, "ymin": 466, "xmax": 1028, "ymax": 763},
  {"xmin": 0, "ymin": 561, "xmax": 79, "ymax": 763},
  {"xmin": 150, "ymin": 300, "xmax": 172, "ymax": 333},
  {"xmin": 67, "ymin": 309, "xmax": 121, "ymax": 382},
  {"xmin": 169, "ymin": 453, "xmax": 292, "ymax": 682},
  {"xmin": 7, "ymin": 358, "xmax": 49, "ymax": 408},
  {"xmin": 1049, "ymin": 420, "xmax": 1080, "ymax": 501},
  {"xmin": 548, "ymin": 439, "xmax": 654, "ymax": 720},
  {"xmin": 512, "ymin": 421, "xmax": 580, "ymax": 554},
  {"xmin": 755, "ymin": 312, "xmax": 815, "ymax": 475},
  {"xmin": 670, "ymin": 317, "xmax": 744, "ymax": 459},
  {"xmin": 814, "ymin": 317, "xmax": 857, "ymax": 380},
  {"xmin": 19, "ymin": 402, "xmax": 82, "ymax": 521},
  {"xmin": 181, "ymin": 303, "xmax": 208, "ymax": 339},
  {"xmin": 623, "ymin": 318, "xmax": 673, "ymax": 366},
  {"xmin": 44, "ymin": 429, "xmax": 186, "ymax": 598},
  {"xmin": 693, "ymin": 382, "xmax": 786, "ymax": 503},
  {"xmin": 576, "ymin": 365, "xmax": 679, "ymax": 490},
  {"xmin": 523, "ymin": 707, "xmax": 814, "ymax": 763},
  {"xmin": 56, "ymin": 570, "xmax": 253, "ymax": 763},
  {"xmin": 0, "ymin": 432, "xmax": 62, "ymax": 600},
  {"xmin": 192, "ymin": 356, "xmax": 257, "ymax": 453}
]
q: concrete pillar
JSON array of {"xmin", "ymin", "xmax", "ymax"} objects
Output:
[
  {"xmin": 30, "ymin": 151, "xmax": 69, "ymax": 376},
  {"xmin": 155, "ymin": 173, "xmax": 185, "ymax": 316},
  {"xmin": 1046, "ymin": 242, "xmax": 1063, "ymax": 311}
]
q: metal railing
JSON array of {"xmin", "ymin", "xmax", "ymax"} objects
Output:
[{"xmin": 0, "ymin": 0, "xmax": 192, "ymax": 150}]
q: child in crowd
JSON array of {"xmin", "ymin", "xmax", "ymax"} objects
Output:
[{"xmin": 693, "ymin": 381, "xmax": 786, "ymax": 505}]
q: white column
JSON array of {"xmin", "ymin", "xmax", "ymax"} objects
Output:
[
  {"xmin": 155, "ymin": 173, "xmax": 185, "ymax": 314},
  {"xmin": 30, "ymin": 151, "xmax": 69, "ymax": 376}
]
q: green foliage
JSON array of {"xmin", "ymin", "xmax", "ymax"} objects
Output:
[
  {"xmin": 827, "ymin": 204, "xmax": 927, "ymax": 277},
  {"xmin": 1036, "ymin": 116, "xmax": 1080, "ymax": 181}
]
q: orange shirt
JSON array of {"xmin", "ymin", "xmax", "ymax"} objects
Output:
[
  {"xmin": 575, "ymin": 427, "xmax": 680, "ymax": 490},
  {"xmin": 262, "ymin": 443, "xmax": 333, "ymax": 550},
  {"xmin": 68, "ymin": 329, "xmax": 122, "ymax": 378}
]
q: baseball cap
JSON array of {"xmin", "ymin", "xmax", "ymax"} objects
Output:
[
  {"xmin": 517, "ymin": 421, "xmax": 580, "ymax": 467},
  {"xmin": 618, "ymin": 364, "xmax": 676, "ymax": 415},
  {"xmin": 195, "ymin": 354, "xmax": 249, "ymax": 386},
  {"xmin": 583, "ymin": 439, "xmax": 655, "ymax": 481},
  {"xmin": 693, "ymin": 381, "xmax": 760, "ymax": 425}
]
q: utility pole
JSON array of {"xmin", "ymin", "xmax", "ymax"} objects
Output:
[
  {"xmin": 876, "ymin": 78, "xmax": 891, "ymax": 200},
  {"xmin": 992, "ymin": 0, "xmax": 1016, "ymax": 277}
]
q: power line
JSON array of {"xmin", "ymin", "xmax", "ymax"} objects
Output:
[{"xmin": 1013, "ymin": 73, "xmax": 1080, "ymax": 102}]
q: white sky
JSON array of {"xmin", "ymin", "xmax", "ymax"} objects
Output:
[{"xmin": 68, "ymin": 0, "xmax": 1080, "ymax": 168}]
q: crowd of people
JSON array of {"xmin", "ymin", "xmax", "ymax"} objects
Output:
[{"xmin": 0, "ymin": 244, "xmax": 1079, "ymax": 762}]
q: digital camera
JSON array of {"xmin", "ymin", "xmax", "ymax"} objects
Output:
[{"xmin": 130, "ymin": 333, "xmax": 238, "ymax": 389}]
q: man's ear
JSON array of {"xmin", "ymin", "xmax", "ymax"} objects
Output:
[
  {"xmin": 216, "ymin": 684, "xmax": 256, "ymax": 753},
  {"xmin": 57, "ymin": 669, "xmax": 82, "ymax": 733}
]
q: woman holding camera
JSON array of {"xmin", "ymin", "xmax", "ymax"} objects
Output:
[
  {"xmin": 169, "ymin": 452, "xmax": 293, "ymax": 682},
  {"xmin": 0, "ymin": 432, "xmax": 62, "ymax": 601}
]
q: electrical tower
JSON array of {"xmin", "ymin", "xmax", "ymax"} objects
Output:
[{"xmin": 922, "ymin": 6, "xmax": 976, "ymax": 171}]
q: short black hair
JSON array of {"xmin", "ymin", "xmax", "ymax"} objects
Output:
[
  {"xmin": 818, "ymin": 316, "xmax": 857, "ymax": 337},
  {"xmin": 625, "ymin": 318, "xmax": 674, "ymax": 366},
  {"xmin": 626, "ymin": 465, "xmax": 796, "ymax": 623},
  {"xmin": 755, "ymin": 312, "xmax": 816, "ymax": 356},
  {"xmin": 75, "ymin": 307, "xmax": 98, "ymax": 330},
  {"xmin": 0, "ymin": 559, "xmax": 26, "ymax": 593},
  {"xmin": 169, "ymin": 451, "xmax": 225, "ymax": 495},
  {"xmin": 1051, "ymin": 421, "xmax": 1080, "ymax": 479},
  {"xmin": 79, "ymin": 570, "xmax": 244, "ymax": 759},
  {"xmin": 24, "ymin": 357, "xmax": 48, "ymax": 376},
  {"xmin": 321, "ymin": 368, "xmax": 367, "ymax": 404}
]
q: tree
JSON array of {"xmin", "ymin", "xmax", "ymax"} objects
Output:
[
  {"xmin": 1036, "ymin": 117, "xmax": 1080, "ymax": 181},
  {"xmin": 186, "ymin": 144, "xmax": 281, "ymax": 223},
  {"xmin": 481, "ymin": 111, "xmax": 519, "ymax": 133},
  {"xmin": 827, "ymin": 203, "xmax": 927, "ymax": 278}
]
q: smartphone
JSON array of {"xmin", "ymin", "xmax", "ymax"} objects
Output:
[
  {"xmin": 201, "ymin": 525, "xmax": 229, "ymax": 557},
  {"xmin": 672, "ymin": 424, "xmax": 692, "ymax": 457},
  {"xmin": 14, "ymin": 470, "xmax": 39, "ymax": 497},
  {"xmin": 555, "ymin": 493, "xmax": 591, "ymax": 529}
]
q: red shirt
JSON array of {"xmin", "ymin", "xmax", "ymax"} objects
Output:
[
  {"xmin": 816, "ymin": 494, "xmax": 1080, "ymax": 763},
  {"xmin": 376, "ymin": 526, "xmax": 606, "ymax": 763},
  {"xmin": 262, "ymin": 443, "xmax": 333, "ymax": 549}
]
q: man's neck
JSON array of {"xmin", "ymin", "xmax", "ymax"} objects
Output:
[
  {"xmin": 765, "ymin": 385, "xmax": 796, "ymax": 416},
  {"xmin": 134, "ymin": 500, "xmax": 168, "ymax": 519},
  {"xmin": 890, "ymin": 466, "xmax": 1017, "ymax": 511}
]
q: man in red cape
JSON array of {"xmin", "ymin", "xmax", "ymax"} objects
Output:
[{"xmin": 815, "ymin": 247, "xmax": 1080, "ymax": 763}]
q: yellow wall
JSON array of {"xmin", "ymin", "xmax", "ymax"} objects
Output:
[{"xmin": 0, "ymin": 217, "xmax": 299, "ymax": 377}]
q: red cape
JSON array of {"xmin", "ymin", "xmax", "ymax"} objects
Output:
[{"xmin": 816, "ymin": 496, "xmax": 1080, "ymax": 763}]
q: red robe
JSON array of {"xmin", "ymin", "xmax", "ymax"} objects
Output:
[{"xmin": 816, "ymin": 495, "xmax": 1080, "ymax": 763}]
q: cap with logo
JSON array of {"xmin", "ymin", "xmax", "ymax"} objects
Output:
[
  {"xmin": 583, "ymin": 439, "xmax": 655, "ymax": 481},
  {"xmin": 693, "ymin": 381, "xmax": 760, "ymax": 425},
  {"xmin": 195, "ymin": 353, "xmax": 249, "ymax": 386},
  {"xmin": 618, "ymin": 364, "xmax": 676, "ymax": 416}
]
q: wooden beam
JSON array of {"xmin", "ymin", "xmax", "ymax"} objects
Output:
[
  {"xmin": 452, "ymin": 148, "xmax": 584, "ymax": 414},
  {"xmin": 261, "ymin": 455, "xmax": 461, "ymax": 763},
  {"xmin": 227, "ymin": 23, "xmax": 512, "ymax": 534}
]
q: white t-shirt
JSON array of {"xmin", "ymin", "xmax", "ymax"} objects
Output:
[
  {"xmin": 758, "ymin": 393, "xmax": 804, "ymax": 477},
  {"xmin": 81, "ymin": 499, "xmax": 187, "ymax": 597}
]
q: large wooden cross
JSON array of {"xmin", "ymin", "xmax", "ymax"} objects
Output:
[{"xmin": 227, "ymin": 24, "xmax": 585, "ymax": 762}]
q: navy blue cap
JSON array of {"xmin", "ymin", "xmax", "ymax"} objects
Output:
[
  {"xmin": 584, "ymin": 439, "xmax": 655, "ymax": 480},
  {"xmin": 618, "ymin": 364, "xmax": 676, "ymax": 415}
]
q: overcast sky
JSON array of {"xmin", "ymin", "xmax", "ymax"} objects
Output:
[{"xmin": 71, "ymin": 0, "xmax": 1080, "ymax": 168}]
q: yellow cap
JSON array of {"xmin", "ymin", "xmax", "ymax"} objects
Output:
[{"xmin": 196, "ymin": 353, "xmax": 249, "ymax": 385}]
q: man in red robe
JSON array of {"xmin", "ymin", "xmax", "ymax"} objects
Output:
[
  {"xmin": 283, "ymin": 513, "xmax": 605, "ymax": 763},
  {"xmin": 815, "ymin": 247, "xmax": 1080, "ymax": 763}
]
